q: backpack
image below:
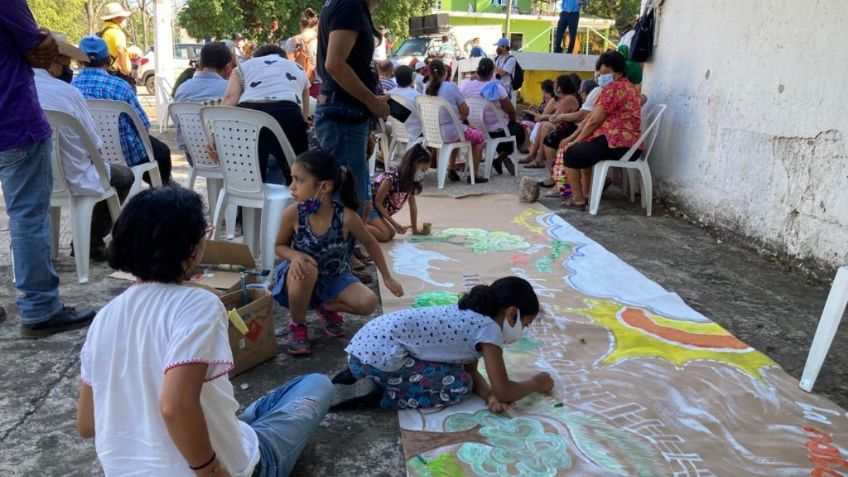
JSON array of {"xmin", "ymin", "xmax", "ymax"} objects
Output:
[
  {"xmin": 507, "ymin": 55, "xmax": 524, "ymax": 90},
  {"xmin": 628, "ymin": 6, "xmax": 655, "ymax": 62}
]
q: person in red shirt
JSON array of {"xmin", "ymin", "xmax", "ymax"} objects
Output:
[{"xmin": 557, "ymin": 50, "xmax": 641, "ymax": 210}]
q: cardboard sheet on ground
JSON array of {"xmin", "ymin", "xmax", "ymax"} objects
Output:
[{"xmin": 377, "ymin": 194, "xmax": 848, "ymax": 477}]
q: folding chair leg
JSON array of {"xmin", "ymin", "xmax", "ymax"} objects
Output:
[
  {"xmin": 589, "ymin": 162, "xmax": 610, "ymax": 215},
  {"xmin": 437, "ymin": 148, "xmax": 450, "ymax": 189},
  {"xmin": 640, "ymin": 165, "xmax": 653, "ymax": 216},
  {"xmin": 800, "ymin": 267, "xmax": 848, "ymax": 392},
  {"xmin": 211, "ymin": 191, "xmax": 227, "ymax": 240},
  {"xmin": 50, "ymin": 207, "xmax": 61, "ymax": 260},
  {"xmin": 69, "ymin": 198, "xmax": 97, "ymax": 284}
]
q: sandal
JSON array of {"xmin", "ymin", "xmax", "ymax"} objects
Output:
[
  {"xmin": 524, "ymin": 161, "xmax": 546, "ymax": 169},
  {"xmin": 538, "ymin": 179, "xmax": 556, "ymax": 188},
  {"xmin": 503, "ymin": 157, "xmax": 515, "ymax": 176},
  {"xmin": 466, "ymin": 176, "xmax": 489, "ymax": 184},
  {"xmin": 544, "ymin": 188, "xmax": 561, "ymax": 198},
  {"xmin": 518, "ymin": 154, "xmax": 536, "ymax": 164},
  {"xmin": 562, "ymin": 197, "xmax": 587, "ymax": 211}
]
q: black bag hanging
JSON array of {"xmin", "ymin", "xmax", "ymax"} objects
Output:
[{"xmin": 629, "ymin": 6, "xmax": 655, "ymax": 63}]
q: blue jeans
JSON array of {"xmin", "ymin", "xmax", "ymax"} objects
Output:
[
  {"xmin": 243, "ymin": 373, "xmax": 333, "ymax": 477},
  {"xmin": 554, "ymin": 11, "xmax": 580, "ymax": 54},
  {"xmin": 314, "ymin": 102, "xmax": 372, "ymax": 209},
  {"xmin": 0, "ymin": 139, "xmax": 62, "ymax": 324}
]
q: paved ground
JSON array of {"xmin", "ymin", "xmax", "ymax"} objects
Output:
[{"xmin": 0, "ymin": 108, "xmax": 845, "ymax": 476}]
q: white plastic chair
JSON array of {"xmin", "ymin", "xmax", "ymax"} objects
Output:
[
  {"xmin": 384, "ymin": 94, "xmax": 424, "ymax": 167},
  {"xmin": 415, "ymin": 95, "xmax": 474, "ymax": 189},
  {"xmin": 156, "ymin": 76, "xmax": 174, "ymax": 133},
  {"xmin": 800, "ymin": 266, "xmax": 848, "ymax": 392},
  {"xmin": 44, "ymin": 109, "xmax": 121, "ymax": 284},
  {"xmin": 455, "ymin": 57, "xmax": 481, "ymax": 84},
  {"xmin": 86, "ymin": 99, "xmax": 163, "ymax": 199},
  {"xmin": 200, "ymin": 106, "xmax": 295, "ymax": 274},
  {"xmin": 465, "ymin": 96, "xmax": 517, "ymax": 180},
  {"xmin": 168, "ymin": 102, "xmax": 237, "ymax": 238},
  {"xmin": 368, "ymin": 118, "xmax": 392, "ymax": 177},
  {"xmin": 588, "ymin": 104, "xmax": 666, "ymax": 216}
]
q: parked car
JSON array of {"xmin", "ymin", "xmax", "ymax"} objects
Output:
[
  {"xmin": 138, "ymin": 43, "xmax": 202, "ymax": 95},
  {"xmin": 391, "ymin": 34, "xmax": 461, "ymax": 67}
]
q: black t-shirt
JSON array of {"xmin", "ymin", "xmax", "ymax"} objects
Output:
[{"xmin": 317, "ymin": 0, "xmax": 377, "ymax": 110}]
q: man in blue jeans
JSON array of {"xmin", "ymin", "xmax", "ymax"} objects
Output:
[
  {"xmin": 0, "ymin": 1, "xmax": 96, "ymax": 338},
  {"xmin": 554, "ymin": 0, "xmax": 584, "ymax": 54},
  {"xmin": 316, "ymin": 0, "xmax": 389, "ymax": 220}
]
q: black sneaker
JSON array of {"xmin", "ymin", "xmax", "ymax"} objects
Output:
[
  {"xmin": 492, "ymin": 157, "xmax": 504, "ymax": 175},
  {"xmin": 331, "ymin": 368, "xmax": 358, "ymax": 385},
  {"xmin": 331, "ymin": 378, "xmax": 383, "ymax": 410},
  {"xmin": 447, "ymin": 169, "xmax": 461, "ymax": 182},
  {"xmin": 466, "ymin": 176, "xmax": 489, "ymax": 184},
  {"xmin": 21, "ymin": 306, "xmax": 96, "ymax": 339}
]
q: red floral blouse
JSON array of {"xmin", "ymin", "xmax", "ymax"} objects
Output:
[{"xmin": 588, "ymin": 78, "xmax": 642, "ymax": 148}]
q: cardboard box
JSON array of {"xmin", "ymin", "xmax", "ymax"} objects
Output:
[
  {"xmin": 220, "ymin": 287, "xmax": 277, "ymax": 377},
  {"xmin": 190, "ymin": 240, "xmax": 258, "ymax": 295}
]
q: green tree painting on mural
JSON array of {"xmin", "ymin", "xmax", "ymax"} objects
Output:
[
  {"xmin": 411, "ymin": 228, "xmax": 531, "ymax": 255},
  {"xmin": 438, "ymin": 395, "xmax": 664, "ymax": 476},
  {"xmin": 178, "ymin": 0, "xmax": 436, "ymax": 46}
]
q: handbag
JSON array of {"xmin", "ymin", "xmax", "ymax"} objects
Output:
[{"xmin": 629, "ymin": 6, "xmax": 655, "ymax": 63}]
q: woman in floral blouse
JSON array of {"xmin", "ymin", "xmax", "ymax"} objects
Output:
[{"xmin": 557, "ymin": 50, "xmax": 641, "ymax": 211}]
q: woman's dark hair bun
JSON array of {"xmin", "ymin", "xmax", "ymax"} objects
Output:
[{"xmin": 457, "ymin": 277, "xmax": 539, "ymax": 319}]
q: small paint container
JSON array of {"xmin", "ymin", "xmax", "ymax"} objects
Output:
[{"xmin": 422, "ymin": 223, "xmax": 432, "ymax": 235}]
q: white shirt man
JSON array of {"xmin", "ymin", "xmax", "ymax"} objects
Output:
[
  {"xmin": 33, "ymin": 36, "xmax": 133, "ymax": 255},
  {"xmin": 494, "ymin": 38, "xmax": 516, "ymax": 96}
]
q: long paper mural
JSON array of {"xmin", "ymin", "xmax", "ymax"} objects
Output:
[{"xmin": 377, "ymin": 194, "xmax": 848, "ymax": 477}]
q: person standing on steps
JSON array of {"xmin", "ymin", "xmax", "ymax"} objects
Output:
[
  {"xmin": 554, "ymin": 0, "xmax": 586, "ymax": 54},
  {"xmin": 0, "ymin": 0, "xmax": 97, "ymax": 338},
  {"xmin": 98, "ymin": 2, "xmax": 135, "ymax": 86}
]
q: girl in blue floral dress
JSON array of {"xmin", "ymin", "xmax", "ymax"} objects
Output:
[{"xmin": 273, "ymin": 150, "xmax": 404, "ymax": 355}]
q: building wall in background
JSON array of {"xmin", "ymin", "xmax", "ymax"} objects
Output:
[{"xmin": 642, "ymin": 0, "xmax": 848, "ymax": 270}]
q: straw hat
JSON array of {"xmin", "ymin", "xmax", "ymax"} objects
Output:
[
  {"xmin": 52, "ymin": 33, "xmax": 89, "ymax": 62},
  {"xmin": 99, "ymin": 2, "xmax": 132, "ymax": 20}
]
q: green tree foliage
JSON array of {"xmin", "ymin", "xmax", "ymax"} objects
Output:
[
  {"xmin": 582, "ymin": 0, "xmax": 642, "ymax": 35},
  {"xmin": 29, "ymin": 0, "xmax": 88, "ymax": 43},
  {"xmin": 178, "ymin": 0, "xmax": 436, "ymax": 45}
]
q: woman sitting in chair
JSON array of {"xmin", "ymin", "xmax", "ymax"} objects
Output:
[
  {"xmin": 426, "ymin": 59, "xmax": 487, "ymax": 184},
  {"xmin": 459, "ymin": 58, "xmax": 526, "ymax": 176},
  {"xmin": 557, "ymin": 50, "xmax": 642, "ymax": 211},
  {"xmin": 222, "ymin": 44, "xmax": 310, "ymax": 184}
]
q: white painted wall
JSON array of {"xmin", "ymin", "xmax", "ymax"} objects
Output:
[{"xmin": 641, "ymin": 0, "xmax": 848, "ymax": 270}]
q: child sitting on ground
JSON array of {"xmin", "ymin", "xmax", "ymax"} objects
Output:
[
  {"xmin": 331, "ymin": 276, "xmax": 554, "ymax": 410},
  {"xmin": 366, "ymin": 144, "xmax": 431, "ymax": 242},
  {"xmin": 273, "ymin": 150, "xmax": 404, "ymax": 355},
  {"xmin": 77, "ymin": 187, "xmax": 334, "ymax": 477}
]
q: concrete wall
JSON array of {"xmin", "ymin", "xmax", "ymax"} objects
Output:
[{"xmin": 642, "ymin": 0, "xmax": 848, "ymax": 270}]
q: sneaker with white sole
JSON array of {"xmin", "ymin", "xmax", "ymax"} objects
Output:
[{"xmin": 331, "ymin": 378, "xmax": 382, "ymax": 409}]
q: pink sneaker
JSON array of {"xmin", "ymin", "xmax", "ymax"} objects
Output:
[
  {"xmin": 287, "ymin": 322, "xmax": 311, "ymax": 355},
  {"xmin": 316, "ymin": 305, "xmax": 345, "ymax": 337}
]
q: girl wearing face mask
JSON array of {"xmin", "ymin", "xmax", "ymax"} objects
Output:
[
  {"xmin": 333, "ymin": 276, "xmax": 555, "ymax": 411},
  {"xmin": 273, "ymin": 150, "xmax": 404, "ymax": 356},
  {"xmin": 366, "ymin": 144, "xmax": 431, "ymax": 242}
]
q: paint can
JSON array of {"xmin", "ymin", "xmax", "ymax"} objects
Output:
[{"xmin": 422, "ymin": 222, "xmax": 432, "ymax": 235}]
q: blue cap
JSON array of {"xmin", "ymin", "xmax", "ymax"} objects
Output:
[
  {"xmin": 78, "ymin": 36, "xmax": 110, "ymax": 63},
  {"xmin": 494, "ymin": 38, "xmax": 510, "ymax": 48}
]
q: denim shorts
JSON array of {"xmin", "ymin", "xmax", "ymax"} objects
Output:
[{"xmin": 272, "ymin": 260, "xmax": 360, "ymax": 309}]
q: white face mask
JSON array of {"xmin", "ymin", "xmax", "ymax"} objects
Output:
[
  {"xmin": 414, "ymin": 169, "xmax": 426, "ymax": 182},
  {"xmin": 597, "ymin": 73, "xmax": 614, "ymax": 87},
  {"xmin": 502, "ymin": 311, "xmax": 523, "ymax": 345}
]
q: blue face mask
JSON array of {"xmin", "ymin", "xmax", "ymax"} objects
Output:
[
  {"xmin": 296, "ymin": 182, "xmax": 325, "ymax": 215},
  {"xmin": 597, "ymin": 73, "xmax": 614, "ymax": 87}
]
